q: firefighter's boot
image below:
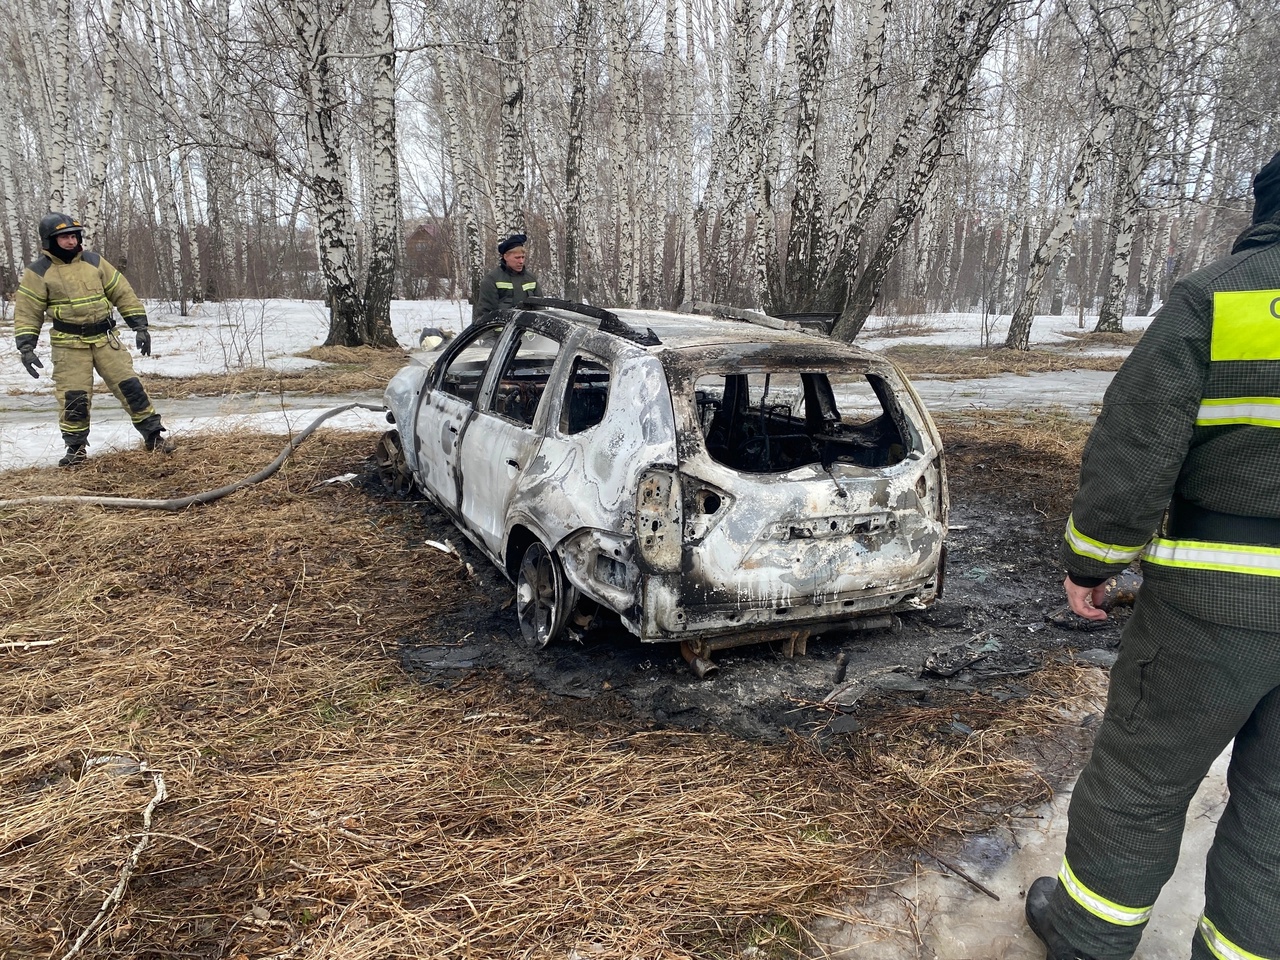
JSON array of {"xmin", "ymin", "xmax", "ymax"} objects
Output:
[
  {"xmin": 58, "ymin": 443, "xmax": 88, "ymax": 467},
  {"xmin": 144, "ymin": 427, "xmax": 176, "ymax": 454},
  {"xmin": 1026, "ymin": 877, "xmax": 1099, "ymax": 960}
]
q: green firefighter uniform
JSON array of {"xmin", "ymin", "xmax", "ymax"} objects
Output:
[
  {"xmin": 475, "ymin": 263, "xmax": 539, "ymax": 321},
  {"xmin": 1050, "ymin": 216, "xmax": 1280, "ymax": 960},
  {"xmin": 15, "ymin": 247, "xmax": 164, "ymax": 450}
]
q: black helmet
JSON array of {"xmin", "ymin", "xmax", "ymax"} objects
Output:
[{"xmin": 39, "ymin": 212, "xmax": 84, "ymax": 251}]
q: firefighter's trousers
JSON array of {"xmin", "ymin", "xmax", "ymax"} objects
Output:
[
  {"xmin": 51, "ymin": 335, "xmax": 159, "ymax": 446},
  {"xmin": 1048, "ymin": 575, "xmax": 1280, "ymax": 960}
]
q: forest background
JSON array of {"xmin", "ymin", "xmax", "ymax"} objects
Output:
[{"xmin": 1, "ymin": 0, "xmax": 1276, "ymax": 351}]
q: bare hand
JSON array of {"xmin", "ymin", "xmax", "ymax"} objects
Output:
[{"xmin": 1064, "ymin": 577, "xmax": 1109, "ymax": 621}]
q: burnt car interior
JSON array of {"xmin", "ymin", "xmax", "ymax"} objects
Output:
[
  {"xmin": 439, "ymin": 327, "xmax": 504, "ymax": 404},
  {"xmin": 695, "ymin": 371, "xmax": 909, "ymax": 472},
  {"xmin": 560, "ymin": 356, "xmax": 611, "ymax": 435}
]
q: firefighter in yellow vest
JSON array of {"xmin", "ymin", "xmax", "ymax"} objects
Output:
[
  {"xmin": 14, "ymin": 213, "xmax": 175, "ymax": 467},
  {"xmin": 474, "ymin": 233, "xmax": 539, "ymax": 322},
  {"xmin": 1026, "ymin": 151, "xmax": 1280, "ymax": 960}
]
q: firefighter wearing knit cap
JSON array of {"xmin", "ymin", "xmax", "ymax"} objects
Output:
[
  {"xmin": 475, "ymin": 233, "xmax": 539, "ymax": 322},
  {"xmin": 1025, "ymin": 150, "xmax": 1280, "ymax": 960}
]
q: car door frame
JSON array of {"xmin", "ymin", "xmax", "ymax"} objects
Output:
[
  {"xmin": 456, "ymin": 323, "xmax": 566, "ymax": 559},
  {"xmin": 411, "ymin": 320, "xmax": 509, "ymax": 522}
]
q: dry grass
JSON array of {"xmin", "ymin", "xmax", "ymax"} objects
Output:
[
  {"xmin": 937, "ymin": 409, "xmax": 1092, "ymax": 519},
  {"xmin": 885, "ymin": 343, "xmax": 1130, "ymax": 378},
  {"xmin": 0, "ymin": 430, "xmax": 1101, "ymax": 959},
  {"xmin": 144, "ymin": 346, "xmax": 412, "ymax": 400}
]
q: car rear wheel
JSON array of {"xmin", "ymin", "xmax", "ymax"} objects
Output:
[{"xmin": 516, "ymin": 541, "xmax": 573, "ymax": 649}]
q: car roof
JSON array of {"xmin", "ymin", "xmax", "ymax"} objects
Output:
[{"xmin": 523, "ymin": 303, "xmax": 890, "ymax": 367}]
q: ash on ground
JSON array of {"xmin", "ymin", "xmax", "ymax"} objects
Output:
[{"xmin": 367, "ymin": 460, "xmax": 1125, "ymax": 746}]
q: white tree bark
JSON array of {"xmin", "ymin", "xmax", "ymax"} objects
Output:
[
  {"xmin": 289, "ymin": 0, "xmax": 361, "ymax": 344},
  {"xmin": 47, "ymin": 0, "xmax": 72, "ymax": 209},
  {"xmin": 84, "ymin": 0, "xmax": 126, "ymax": 235},
  {"xmin": 1005, "ymin": 0, "xmax": 1156, "ymax": 350},
  {"xmin": 362, "ymin": 0, "xmax": 399, "ymax": 345},
  {"xmin": 563, "ymin": 0, "xmax": 593, "ymax": 302},
  {"xmin": 432, "ymin": 43, "xmax": 486, "ymax": 302},
  {"xmin": 496, "ymin": 0, "xmax": 526, "ymax": 234}
]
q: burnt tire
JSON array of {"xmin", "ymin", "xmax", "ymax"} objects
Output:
[
  {"xmin": 374, "ymin": 429, "xmax": 415, "ymax": 496},
  {"xmin": 516, "ymin": 541, "xmax": 573, "ymax": 650}
]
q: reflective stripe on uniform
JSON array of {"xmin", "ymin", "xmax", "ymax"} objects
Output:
[
  {"xmin": 1058, "ymin": 859, "xmax": 1153, "ymax": 927},
  {"xmin": 1144, "ymin": 537, "xmax": 1280, "ymax": 577},
  {"xmin": 521, "ymin": 281, "xmax": 537, "ymax": 292},
  {"xmin": 1064, "ymin": 514, "xmax": 1147, "ymax": 564},
  {"xmin": 1211, "ymin": 290, "xmax": 1280, "ymax": 361},
  {"xmin": 495, "ymin": 281, "xmax": 514, "ymax": 290},
  {"xmin": 1199, "ymin": 915, "xmax": 1275, "ymax": 960},
  {"xmin": 1197, "ymin": 397, "xmax": 1280, "ymax": 427}
]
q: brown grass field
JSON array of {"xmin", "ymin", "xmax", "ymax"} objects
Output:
[{"xmin": 0, "ymin": 383, "xmax": 1102, "ymax": 958}]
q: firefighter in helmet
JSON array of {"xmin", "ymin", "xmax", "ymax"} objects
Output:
[{"xmin": 14, "ymin": 213, "xmax": 174, "ymax": 466}]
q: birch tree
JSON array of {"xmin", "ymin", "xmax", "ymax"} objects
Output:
[
  {"xmin": 830, "ymin": 0, "xmax": 1021, "ymax": 339},
  {"xmin": 562, "ymin": 0, "xmax": 593, "ymax": 302},
  {"xmin": 496, "ymin": 0, "xmax": 526, "ymax": 234},
  {"xmin": 1005, "ymin": 0, "xmax": 1156, "ymax": 350},
  {"xmin": 775, "ymin": 0, "xmax": 836, "ymax": 309},
  {"xmin": 361, "ymin": 0, "xmax": 400, "ymax": 344},
  {"xmin": 47, "ymin": 0, "xmax": 72, "ymax": 210}
]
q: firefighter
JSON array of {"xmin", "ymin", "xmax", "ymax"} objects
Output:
[
  {"xmin": 14, "ymin": 213, "xmax": 174, "ymax": 466},
  {"xmin": 474, "ymin": 233, "xmax": 539, "ymax": 322},
  {"xmin": 1026, "ymin": 150, "xmax": 1280, "ymax": 960}
]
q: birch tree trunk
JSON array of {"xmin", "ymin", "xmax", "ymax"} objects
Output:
[
  {"xmin": 0, "ymin": 59, "xmax": 26, "ymax": 285},
  {"xmin": 14, "ymin": 1, "xmax": 53, "ymax": 212},
  {"xmin": 496, "ymin": 0, "xmax": 526, "ymax": 233},
  {"xmin": 606, "ymin": 2, "xmax": 638, "ymax": 304},
  {"xmin": 139, "ymin": 0, "xmax": 189, "ymax": 314},
  {"xmin": 84, "ymin": 0, "xmax": 125, "ymax": 234},
  {"xmin": 831, "ymin": 0, "xmax": 1016, "ymax": 339},
  {"xmin": 822, "ymin": 0, "xmax": 891, "ymax": 269},
  {"xmin": 290, "ymin": 0, "xmax": 362, "ymax": 345},
  {"xmin": 1004, "ymin": 0, "xmax": 1154, "ymax": 350},
  {"xmin": 1095, "ymin": 139, "xmax": 1146, "ymax": 332},
  {"xmin": 1096, "ymin": 0, "xmax": 1172, "ymax": 332},
  {"xmin": 361, "ymin": 0, "xmax": 400, "ymax": 346},
  {"xmin": 778, "ymin": 0, "xmax": 836, "ymax": 310},
  {"xmin": 563, "ymin": 0, "xmax": 592, "ymax": 302},
  {"xmin": 47, "ymin": 0, "xmax": 72, "ymax": 209},
  {"xmin": 754, "ymin": 0, "xmax": 806, "ymax": 310},
  {"xmin": 433, "ymin": 45, "xmax": 486, "ymax": 305},
  {"xmin": 678, "ymin": 0, "xmax": 697, "ymax": 302}
]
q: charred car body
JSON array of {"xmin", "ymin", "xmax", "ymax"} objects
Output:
[{"xmin": 378, "ymin": 299, "xmax": 948, "ymax": 673}]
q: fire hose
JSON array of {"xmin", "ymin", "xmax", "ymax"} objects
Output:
[{"xmin": 0, "ymin": 402, "xmax": 387, "ymax": 512}]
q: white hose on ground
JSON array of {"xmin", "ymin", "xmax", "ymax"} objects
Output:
[{"xmin": 0, "ymin": 402, "xmax": 388, "ymax": 512}]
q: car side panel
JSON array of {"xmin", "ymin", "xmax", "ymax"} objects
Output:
[
  {"xmin": 505, "ymin": 354, "xmax": 678, "ymax": 617},
  {"xmin": 458, "ymin": 412, "xmax": 543, "ymax": 557}
]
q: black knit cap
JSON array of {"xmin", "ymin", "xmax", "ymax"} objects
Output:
[
  {"xmin": 1253, "ymin": 151, "xmax": 1280, "ymax": 224},
  {"xmin": 497, "ymin": 233, "xmax": 527, "ymax": 255}
]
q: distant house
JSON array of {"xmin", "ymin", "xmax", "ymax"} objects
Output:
[{"xmin": 404, "ymin": 219, "xmax": 456, "ymax": 299}]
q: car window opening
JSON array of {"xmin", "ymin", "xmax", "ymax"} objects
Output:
[
  {"xmin": 561, "ymin": 356, "xmax": 610, "ymax": 435},
  {"xmin": 440, "ymin": 326, "xmax": 504, "ymax": 404},
  {"xmin": 694, "ymin": 371, "xmax": 909, "ymax": 473},
  {"xmin": 491, "ymin": 329, "xmax": 560, "ymax": 427}
]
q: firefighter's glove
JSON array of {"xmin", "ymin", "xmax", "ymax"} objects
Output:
[
  {"xmin": 19, "ymin": 345, "xmax": 43, "ymax": 379},
  {"xmin": 126, "ymin": 316, "xmax": 151, "ymax": 356}
]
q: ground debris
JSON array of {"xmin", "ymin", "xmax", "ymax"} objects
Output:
[{"xmin": 0, "ymin": 418, "xmax": 1113, "ymax": 958}]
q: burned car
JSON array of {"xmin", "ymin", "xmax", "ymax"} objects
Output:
[{"xmin": 377, "ymin": 299, "xmax": 947, "ymax": 674}]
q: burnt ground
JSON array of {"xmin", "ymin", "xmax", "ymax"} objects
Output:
[{"xmin": 369, "ymin": 443, "xmax": 1128, "ymax": 746}]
